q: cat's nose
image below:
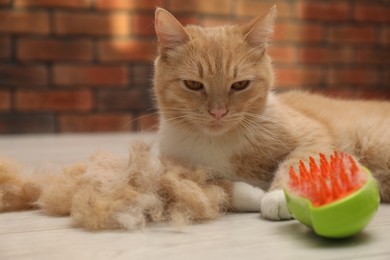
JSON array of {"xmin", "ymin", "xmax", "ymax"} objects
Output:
[{"xmin": 209, "ymin": 108, "xmax": 228, "ymax": 120}]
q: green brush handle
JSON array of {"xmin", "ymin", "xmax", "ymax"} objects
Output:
[{"xmin": 284, "ymin": 169, "xmax": 380, "ymax": 238}]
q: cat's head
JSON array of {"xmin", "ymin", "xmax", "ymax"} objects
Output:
[{"xmin": 153, "ymin": 7, "xmax": 277, "ymax": 136}]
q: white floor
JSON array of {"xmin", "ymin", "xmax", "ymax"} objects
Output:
[{"xmin": 1, "ymin": 134, "xmax": 390, "ymax": 260}]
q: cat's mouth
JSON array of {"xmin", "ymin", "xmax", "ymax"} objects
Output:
[
  {"xmin": 204, "ymin": 121, "xmax": 230, "ymax": 135},
  {"xmin": 209, "ymin": 122, "xmax": 224, "ymax": 130}
]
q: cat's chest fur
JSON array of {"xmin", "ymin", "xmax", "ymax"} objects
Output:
[{"xmin": 158, "ymin": 123, "xmax": 244, "ymax": 180}]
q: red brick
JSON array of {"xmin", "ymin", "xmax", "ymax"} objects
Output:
[
  {"xmin": 274, "ymin": 67, "xmax": 323, "ymax": 87},
  {"xmin": 329, "ymin": 26, "xmax": 376, "ymax": 44},
  {"xmin": 236, "ymin": 0, "xmax": 291, "ymax": 18},
  {"xmin": 274, "ymin": 22, "xmax": 324, "ymax": 43},
  {"xmin": 325, "ymin": 48, "xmax": 354, "ymax": 64},
  {"xmin": 135, "ymin": 113, "xmax": 159, "ymax": 132},
  {"xmin": 329, "ymin": 68, "xmax": 379, "ymax": 86},
  {"xmin": 59, "ymin": 114, "xmax": 133, "ymax": 132},
  {"xmin": 355, "ymin": 49, "xmax": 390, "ymax": 65},
  {"xmin": 98, "ymin": 40, "xmax": 156, "ymax": 62},
  {"xmin": 95, "ymin": 0, "xmax": 163, "ymax": 10},
  {"xmin": 0, "ymin": 11, "xmax": 50, "ymax": 34},
  {"xmin": 18, "ymin": 38, "xmax": 93, "ymax": 61},
  {"xmin": 355, "ymin": 4, "xmax": 390, "ymax": 23},
  {"xmin": 132, "ymin": 64, "xmax": 154, "ymax": 87},
  {"xmin": 381, "ymin": 28, "xmax": 390, "ymax": 45},
  {"xmin": 97, "ymin": 90, "xmax": 150, "ymax": 111},
  {"xmin": 0, "ymin": 37, "xmax": 10, "ymax": 59},
  {"xmin": 169, "ymin": 0, "xmax": 232, "ymax": 15},
  {"xmin": 16, "ymin": 90, "xmax": 92, "ymax": 112},
  {"xmin": 0, "ymin": 65, "xmax": 48, "ymax": 86},
  {"xmin": 0, "ymin": 90, "xmax": 10, "ymax": 111},
  {"xmin": 298, "ymin": 47, "xmax": 327, "ymax": 64},
  {"xmin": 298, "ymin": 47, "xmax": 353, "ymax": 64},
  {"xmin": 53, "ymin": 65, "xmax": 129, "ymax": 86},
  {"xmin": 385, "ymin": 68, "xmax": 390, "ymax": 87},
  {"xmin": 54, "ymin": 12, "xmax": 130, "ymax": 36},
  {"xmin": 132, "ymin": 15, "xmax": 155, "ymax": 36},
  {"xmin": 14, "ymin": 0, "xmax": 90, "ymax": 8},
  {"xmin": 132, "ymin": 14, "xmax": 196, "ymax": 36},
  {"xmin": 297, "ymin": 1, "xmax": 349, "ymax": 21},
  {"xmin": 268, "ymin": 45, "xmax": 296, "ymax": 64},
  {"xmin": 176, "ymin": 16, "xmax": 199, "ymax": 26},
  {"xmin": 0, "ymin": 114, "xmax": 55, "ymax": 134}
]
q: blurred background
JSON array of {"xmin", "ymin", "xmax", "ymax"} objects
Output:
[{"xmin": 0, "ymin": 0, "xmax": 389, "ymax": 134}]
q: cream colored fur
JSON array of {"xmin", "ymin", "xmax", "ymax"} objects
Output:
[{"xmin": 0, "ymin": 141, "xmax": 229, "ymax": 230}]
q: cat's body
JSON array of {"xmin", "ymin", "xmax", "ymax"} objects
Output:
[
  {"xmin": 159, "ymin": 91, "xmax": 390, "ymax": 190},
  {"xmin": 154, "ymin": 7, "xmax": 390, "ymax": 219}
]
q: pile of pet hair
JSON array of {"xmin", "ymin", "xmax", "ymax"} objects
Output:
[{"xmin": 0, "ymin": 141, "xmax": 228, "ymax": 230}]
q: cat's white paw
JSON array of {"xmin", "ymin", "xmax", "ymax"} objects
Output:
[
  {"xmin": 260, "ymin": 190, "xmax": 292, "ymax": 221},
  {"xmin": 232, "ymin": 182, "xmax": 265, "ymax": 212}
]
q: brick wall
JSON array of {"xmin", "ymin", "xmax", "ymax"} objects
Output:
[{"xmin": 0, "ymin": 0, "xmax": 389, "ymax": 134}]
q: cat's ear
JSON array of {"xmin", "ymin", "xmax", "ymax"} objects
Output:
[
  {"xmin": 242, "ymin": 5, "xmax": 277, "ymax": 48},
  {"xmin": 155, "ymin": 8, "xmax": 190, "ymax": 51}
]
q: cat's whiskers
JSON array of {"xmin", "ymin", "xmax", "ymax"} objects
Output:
[
  {"xmin": 243, "ymin": 116, "xmax": 290, "ymax": 153},
  {"xmin": 242, "ymin": 117, "xmax": 279, "ymax": 142},
  {"xmin": 233, "ymin": 111, "xmax": 290, "ymax": 150},
  {"xmin": 163, "ymin": 114, "xmax": 201, "ymax": 132},
  {"xmin": 122, "ymin": 109, "xmax": 196, "ymax": 134},
  {"xmin": 242, "ymin": 112, "xmax": 286, "ymax": 128},
  {"xmin": 227, "ymin": 114, "xmax": 286, "ymax": 164},
  {"xmin": 164, "ymin": 115, "xmax": 208, "ymax": 146},
  {"xmin": 162, "ymin": 107, "xmax": 288, "ymax": 158},
  {"xmin": 239, "ymin": 122, "xmax": 279, "ymax": 165},
  {"xmin": 161, "ymin": 107, "xmax": 199, "ymax": 113},
  {"xmin": 121, "ymin": 111, "xmax": 161, "ymax": 130},
  {"xmin": 232, "ymin": 124, "xmax": 245, "ymax": 150}
]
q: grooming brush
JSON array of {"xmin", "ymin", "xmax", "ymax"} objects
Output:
[{"xmin": 284, "ymin": 152, "xmax": 380, "ymax": 238}]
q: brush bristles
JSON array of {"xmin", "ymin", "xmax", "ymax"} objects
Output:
[{"xmin": 288, "ymin": 152, "xmax": 367, "ymax": 207}]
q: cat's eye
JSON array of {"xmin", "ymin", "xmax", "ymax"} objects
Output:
[
  {"xmin": 183, "ymin": 80, "xmax": 204, "ymax": 91},
  {"xmin": 231, "ymin": 80, "xmax": 250, "ymax": 91}
]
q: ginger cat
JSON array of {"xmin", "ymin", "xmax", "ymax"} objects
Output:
[{"xmin": 154, "ymin": 7, "xmax": 390, "ymax": 220}]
